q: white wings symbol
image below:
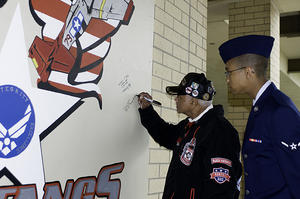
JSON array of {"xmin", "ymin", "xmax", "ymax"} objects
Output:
[{"xmin": 0, "ymin": 105, "xmax": 32, "ymax": 156}]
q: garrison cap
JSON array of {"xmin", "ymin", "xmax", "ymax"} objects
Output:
[{"xmin": 218, "ymin": 35, "xmax": 275, "ymax": 63}]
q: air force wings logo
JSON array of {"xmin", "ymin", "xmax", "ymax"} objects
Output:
[
  {"xmin": 28, "ymin": 0, "xmax": 134, "ymax": 109},
  {"xmin": 0, "ymin": 85, "xmax": 35, "ymax": 158}
]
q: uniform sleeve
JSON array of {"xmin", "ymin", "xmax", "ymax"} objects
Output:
[
  {"xmin": 271, "ymin": 106, "xmax": 300, "ymax": 198},
  {"xmin": 201, "ymin": 120, "xmax": 242, "ymax": 199},
  {"xmin": 138, "ymin": 105, "xmax": 185, "ymax": 150}
]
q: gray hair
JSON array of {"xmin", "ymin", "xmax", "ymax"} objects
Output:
[{"xmin": 197, "ymin": 99, "xmax": 212, "ymax": 107}]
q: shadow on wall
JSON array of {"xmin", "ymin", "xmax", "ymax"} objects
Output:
[
  {"xmin": 206, "ymin": 58, "xmax": 230, "ymax": 115},
  {"xmin": 280, "ymin": 71, "xmax": 300, "ymax": 110},
  {"xmin": 0, "ymin": 0, "xmax": 7, "ymax": 8}
]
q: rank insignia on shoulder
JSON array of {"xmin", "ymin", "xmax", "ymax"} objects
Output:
[
  {"xmin": 281, "ymin": 141, "xmax": 300, "ymax": 151},
  {"xmin": 210, "ymin": 167, "xmax": 230, "ymax": 184},
  {"xmin": 249, "ymin": 138, "xmax": 262, "ymax": 143}
]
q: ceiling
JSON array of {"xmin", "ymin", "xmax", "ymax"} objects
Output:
[{"xmin": 207, "ymin": 0, "xmax": 300, "ymax": 60}]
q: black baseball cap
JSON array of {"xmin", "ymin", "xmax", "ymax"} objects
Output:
[{"xmin": 166, "ymin": 73, "xmax": 216, "ymax": 101}]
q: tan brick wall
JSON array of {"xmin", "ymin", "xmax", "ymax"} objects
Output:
[
  {"xmin": 270, "ymin": 0, "xmax": 280, "ymax": 88},
  {"xmin": 149, "ymin": 0, "xmax": 207, "ymax": 198},
  {"xmin": 228, "ymin": 0, "xmax": 280, "ymax": 198}
]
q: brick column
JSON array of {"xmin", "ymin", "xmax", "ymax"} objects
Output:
[
  {"xmin": 149, "ymin": 0, "xmax": 208, "ymax": 198},
  {"xmin": 228, "ymin": 0, "xmax": 280, "ymax": 198}
]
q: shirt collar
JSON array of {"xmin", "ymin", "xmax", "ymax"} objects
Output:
[
  {"xmin": 253, "ymin": 80, "xmax": 272, "ymax": 105},
  {"xmin": 188, "ymin": 104, "xmax": 213, "ymax": 122}
]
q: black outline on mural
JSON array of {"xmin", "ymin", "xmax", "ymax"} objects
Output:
[
  {"xmin": 0, "ymin": 0, "xmax": 7, "ymax": 8},
  {"xmin": 0, "ymin": 167, "xmax": 21, "ymax": 185},
  {"xmin": 39, "ymin": 100, "xmax": 84, "ymax": 141}
]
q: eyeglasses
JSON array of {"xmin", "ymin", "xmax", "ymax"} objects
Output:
[{"xmin": 224, "ymin": 67, "xmax": 246, "ymax": 77}]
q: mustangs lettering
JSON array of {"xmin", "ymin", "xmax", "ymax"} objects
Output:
[
  {"xmin": 0, "ymin": 162, "xmax": 124, "ymax": 199},
  {"xmin": 29, "ymin": 0, "xmax": 134, "ymax": 109}
]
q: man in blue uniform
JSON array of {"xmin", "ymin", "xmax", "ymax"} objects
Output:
[{"xmin": 219, "ymin": 35, "xmax": 300, "ymax": 199}]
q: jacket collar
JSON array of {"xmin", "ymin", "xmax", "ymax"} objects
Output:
[
  {"xmin": 253, "ymin": 80, "xmax": 272, "ymax": 105},
  {"xmin": 188, "ymin": 104, "xmax": 213, "ymax": 123},
  {"xmin": 253, "ymin": 82, "xmax": 276, "ymax": 108},
  {"xmin": 196, "ymin": 104, "xmax": 224, "ymax": 126}
]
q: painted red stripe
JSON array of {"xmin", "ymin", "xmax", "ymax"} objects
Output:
[
  {"xmin": 31, "ymin": 0, "xmax": 69, "ymax": 22},
  {"xmin": 69, "ymin": 47, "xmax": 103, "ymax": 75},
  {"xmin": 86, "ymin": 18, "xmax": 115, "ymax": 38}
]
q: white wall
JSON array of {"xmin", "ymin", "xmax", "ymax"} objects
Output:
[
  {"xmin": 280, "ymin": 51, "xmax": 300, "ymax": 110},
  {"xmin": 0, "ymin": 1, "xmax": 154, "ymax": 198}
]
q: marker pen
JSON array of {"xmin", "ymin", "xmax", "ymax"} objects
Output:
[{"xmin": 137, "ymin": 95, "xmax": 162, "ymax": 106}]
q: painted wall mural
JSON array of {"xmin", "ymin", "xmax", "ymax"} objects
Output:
[
  {"xmin": 29, "ymin": 0, "xmax": 134, "ymax": 109},
  {"xmin": 0, "ymin": 0, "xmax": 153, "ymax": 198}
]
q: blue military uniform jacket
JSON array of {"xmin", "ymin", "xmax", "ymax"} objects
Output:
[{"xmin": 243, "ymin": 82, "xmax": 300, "ymax": 199}]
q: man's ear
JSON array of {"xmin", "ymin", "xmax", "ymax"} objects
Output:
[{"xmin": 245, "ymin": 66, "xmax": 255, "ymax": 78}]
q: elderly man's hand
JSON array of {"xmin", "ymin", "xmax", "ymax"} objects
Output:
[{"xmin": 137, "ymin": 92, "xmax": 152, "ymax": 109}]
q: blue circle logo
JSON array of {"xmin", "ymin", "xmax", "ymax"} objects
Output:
[{"xmin": 0, "ymin": 85, "xmax": 35, "ymax": 159}]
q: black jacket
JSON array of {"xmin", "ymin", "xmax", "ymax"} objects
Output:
[{"xmin": 139, "ymin": 105, "xmax": 242, "ymax": 199}]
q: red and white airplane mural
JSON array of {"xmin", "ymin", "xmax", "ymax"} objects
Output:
[{"xmin": 29, "ymin": 0, "xmax": 134, "ymax": 109}]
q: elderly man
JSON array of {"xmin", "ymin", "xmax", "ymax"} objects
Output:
[
  {"xmin": 138, "ymin": 73, "xmax": 242, "ymax": 199},
  {"xmin": 219, "ymin": 35, "xmax": 300, "ymax": 199}
]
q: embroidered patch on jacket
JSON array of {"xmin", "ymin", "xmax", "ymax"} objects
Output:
[
  {"xmin": 210, "ymin": 167, "xmax": 230, "ymax": 184},
  {"xmin": 249, "ymin": 138, "xmax": 262, "ymax": 143},
  {"xmin": 281, "ymin": 141, "xmax": 300, "ymax": 151},
  {"xmin": 180, "ymin": 138, "xmax": 196, "ymax": 166},
  {"xmin": 211, "ymin": 157, "xmax": 232, "ymax": 167}
]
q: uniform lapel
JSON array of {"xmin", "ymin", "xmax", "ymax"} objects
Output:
[
  {"xmin": 244, "ymin": 83, "xmax": 276, "ymax": 140},
  {"xmin": 244, "ymin": 106, "xmax": 255, "ymax": 141}
]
